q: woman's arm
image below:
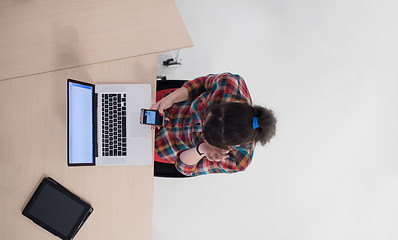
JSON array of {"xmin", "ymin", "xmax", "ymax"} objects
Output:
[
  {"xmin": 179, "ymin": 145, "xmax": 204, "ymax": 166},
  {"xmin": 152, "ymin": 73, "xmax": 240, "ymax": 114},
  {"xmin": 150, "ymin": 87, "xmax": 189, "ymax": 114},
  {"xmin": 176, "ymin": 142, "xmax": 254, "ymax": 176},
  {"xmin": 182, "ymin": 73, "xmax": 246, "ymax": 102},
  {"xmin": 167, "ymin": 87, "xmax": 189, "ymax": 105},
  {"xmin": 179, "ymin": 142, "xmax": 230, "ymax": 166}
]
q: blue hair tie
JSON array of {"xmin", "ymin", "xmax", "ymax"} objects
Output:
[{"xmin": 252, "ymin": 117, "xmax": 259, "ymax": 129}]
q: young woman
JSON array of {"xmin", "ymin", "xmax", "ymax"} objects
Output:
[{"xmin": 151, "ymin": 73, "xmax": 276, "ymax": 177}]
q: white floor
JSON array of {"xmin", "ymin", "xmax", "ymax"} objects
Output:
[{"xmin": 153, "ymin": 1, "xmax": 398, "ymax": 240}]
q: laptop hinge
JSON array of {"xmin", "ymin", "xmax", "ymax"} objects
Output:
[{"xmin": 93, "ymin": 93, "xmax": 98, "ymax": 158}]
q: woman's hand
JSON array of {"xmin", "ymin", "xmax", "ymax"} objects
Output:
[
  {"xmin": 150, "ymin": 95, "xmax": 174, "ymax": 115},
  {"xmin": 150, "ymin": 92, "xmax": 175, "ymax": 130},
  {"xmin": 199, "ymin": 141, "xmax": 230, "ymax": 162},
  {"xmin": 150, "ymin": 87, "xmax": 189, "ymax": 115}
]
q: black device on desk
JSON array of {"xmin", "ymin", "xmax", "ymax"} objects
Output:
[{"xmin": 22, "ymin": 177, "xmax": 93, "ymax": 240}]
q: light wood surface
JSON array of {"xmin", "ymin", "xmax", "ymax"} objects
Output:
[
  {"xmin": 0, "ymin": 0, "xmax": 193, "ymax": 81},
  {"xmin": 0, "ymin": 55, "xmax": 156, "ymax": 240}
]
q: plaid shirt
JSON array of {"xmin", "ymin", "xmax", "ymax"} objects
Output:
[{"xmin": 155, "ymin": 73, "xmax": 255, "ymax": 176}]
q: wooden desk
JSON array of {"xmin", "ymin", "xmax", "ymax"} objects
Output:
[
  {"xmin": 0, "ymin": 0, "xmax": 192, "ymax": 81},
  {"xmin": 0, "ymin": 54, "xmax": 157, "ymax": 239},
  {"xmin": 0, "ymin": 0, "xmax": 192, "ymax": 238}
]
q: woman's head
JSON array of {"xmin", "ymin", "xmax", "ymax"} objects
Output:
[{"xmin": 202, "ymin": 102, "xmax": 276, "ymax": 149}]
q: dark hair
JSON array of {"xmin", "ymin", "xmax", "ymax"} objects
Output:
[{"xmin": 202, "ymin": 102, "xmax": 276, "ymax": 149}]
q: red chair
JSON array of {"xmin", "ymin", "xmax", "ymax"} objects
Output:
[{"xmin": 154, "ymin": 79, "xmax": 193, "ymax": 178}]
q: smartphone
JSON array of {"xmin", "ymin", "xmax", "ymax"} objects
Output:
[{"xmin": 140, "ymin": 109, "xmax": 165, "ymax": 126}]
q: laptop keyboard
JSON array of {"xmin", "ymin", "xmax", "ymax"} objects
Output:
[{"xmin": 101, "ymin": 93, "xmax": 127, "ymax": 157}]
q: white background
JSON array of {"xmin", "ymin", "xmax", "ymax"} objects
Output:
[{"xmin": 153, "ymin": 1, "xmax": 398, "ymax": 239}]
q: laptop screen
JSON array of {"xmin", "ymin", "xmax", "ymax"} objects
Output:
[{"xmin": 68, "ymin": 80, "xmax": 95, "ymax": 165}]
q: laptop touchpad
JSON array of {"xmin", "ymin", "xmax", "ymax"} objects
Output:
[{"xmin": 130, "ymin": 112, "xmax": 150, "ymax": 137}]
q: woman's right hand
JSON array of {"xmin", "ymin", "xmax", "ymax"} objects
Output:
[
  {"xmin": 150, "ymin": 87, "xmax": 189, "ymax": 115},
  {"xmin": 150, "ymin": 95, "xmax": 174, "ymax": 115}
]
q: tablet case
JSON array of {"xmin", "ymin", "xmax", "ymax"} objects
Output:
[{"xmin": 22, "ymin": 177, "xmax": 93, "ymax": 240}]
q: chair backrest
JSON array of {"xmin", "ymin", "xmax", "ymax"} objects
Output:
[
  {"xmin": 156, "ymin": 79, "xmax": 188, "ymax": 91},
  {"xmin": 154, "ymin": 79, "xmax": 192, "ymax": 178}
]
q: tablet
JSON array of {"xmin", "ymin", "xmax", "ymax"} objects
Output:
[{"xmin": 22, "ymin": 177, "xmax": 93, "ymax": 240}]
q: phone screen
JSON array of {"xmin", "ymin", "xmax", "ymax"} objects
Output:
[{"xmin": 143, "ymin": 110, "xmax": 164, "ymax": 126}]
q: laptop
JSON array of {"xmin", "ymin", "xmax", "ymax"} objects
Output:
[{"xmin": 67, "ymin": 79, "xmax": 152, "ymax": 166}]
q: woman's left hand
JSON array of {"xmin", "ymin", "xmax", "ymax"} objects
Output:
[{"xmin": 199, "ymin": 141, "xmax": 230, "ymax": 162}]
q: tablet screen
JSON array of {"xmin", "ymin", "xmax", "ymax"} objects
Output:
[{"xmin": 23, "ymin": 178, "xmax": 93, "ymax": 240}]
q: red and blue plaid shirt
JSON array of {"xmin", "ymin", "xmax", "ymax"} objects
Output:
[{"xmin": 155, "ymin": 73, "xmax": 255, "ymax": 176}]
